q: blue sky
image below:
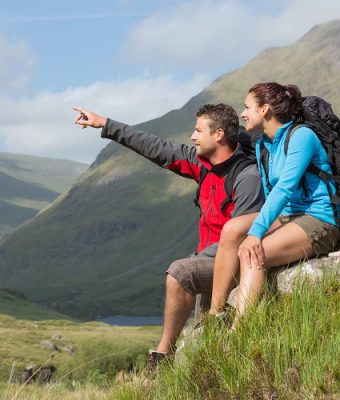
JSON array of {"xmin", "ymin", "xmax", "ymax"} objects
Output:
[{"xmin": 0, "ymin": 0, "xmax": 339, "ymax": 163}]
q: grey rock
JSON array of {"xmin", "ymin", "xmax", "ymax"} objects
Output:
[
  {"xmin": 20, "ymin": 364, "xmax": 37, "ymax": 384},
  {"xmin": 226, "ymin": 251, "xmax": 340, "ymax": 307},
  {"xmin": 20, "ymin": 364, "xmax": 56, "ymax": 384},
  {"xmin": 62, "ymin": 344, "xmax": 75, "ymax": 353},
  {"xmin": 227, "ymin": 287, "xmax": 238, "ymax": 309},
  {"xmin": 39, "ymin": 340, "xmax": 60, "ymax": 352},
  {"xmin": 183, "ymin": 252, "xmax": 340, "ymax": 361},
  {"xmin": 273, "ymin": 251, "xmax": 340, "ymax": 293}
]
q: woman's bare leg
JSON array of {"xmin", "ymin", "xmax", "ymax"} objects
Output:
[
  {"xmin": 209, "ymin": 213, "xmax": 259, "ymax": 314},
  {"xmin": 236, "ymin": 222, "xmax": 315, "ymax": 316}
]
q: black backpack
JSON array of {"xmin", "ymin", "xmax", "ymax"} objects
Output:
[
  {"xmin": 194, "ymin": 128, "xmax": 261, "ymax": 210},
  {"xmin": 260, "ymin": 96, "xmax": 340, "ymax": 223}
]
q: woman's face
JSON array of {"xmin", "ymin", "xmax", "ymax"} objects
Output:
[{"xmin": 241, "ymin": 92, "xmax": 265, "ymax": 132}]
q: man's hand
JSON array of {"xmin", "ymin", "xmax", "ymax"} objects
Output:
[
  {"xmin": 238, "ymin": 235, "xmax": 265, "ymax": 270},
  {"xmin": 73, "ymin": 107, "xmax": 107, "ymax": 129}
]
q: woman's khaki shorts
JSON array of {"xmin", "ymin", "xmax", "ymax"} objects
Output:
[{"xmin": 278, "ymin": 214, "xmax": 340, "ymax": 256}]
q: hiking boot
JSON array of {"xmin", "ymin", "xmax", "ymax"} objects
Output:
[
  {"xmin": 214, "ymin": 310, "xmax": 233, "ymax": 329},
  {"xmin": 147, "ymin": 350, "xmax": 169, "ymax": 372},
  {"xmin": 194, "ymin": 310, "xmax": 234, "ymax": 331}
]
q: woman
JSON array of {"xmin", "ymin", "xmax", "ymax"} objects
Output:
[{"xmin": 210, "ymin": 82, "xmax": 339, "ymax": 319}]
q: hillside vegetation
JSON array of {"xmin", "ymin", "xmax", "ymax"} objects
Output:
[
  {"xmin": 0, "ymin": 20, "xmax": 339, "ymax": 317},
  {"xmin": 0, "ymin": 152, "xmax": 88, "ymax": 237},
  {"xmin": 0, "ymin": 278, "xmax": 338, "ymax": 399},
  {"xmin": 0, "ymin": 289, "xmax": 73, "ymax": 321},
  {"xmin": 0, "ymin": 313, "xmax": 161, "ymax": 398},
  {"xmin": 120, "ymin": 278, "xmax": 339, "ymax": 400}
]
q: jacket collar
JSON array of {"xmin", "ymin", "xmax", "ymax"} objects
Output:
[
  {"xmin": 197, "ymin": 145, "xmax": 244, "ymax": 175},
  {"xmin": 262, "ymin": 121, "xmax": 293, "ymax": 145}
]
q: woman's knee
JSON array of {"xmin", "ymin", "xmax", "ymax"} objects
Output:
[{"xmin": 220, "ymin": 217, "xmax": 250, "ymax": 246}]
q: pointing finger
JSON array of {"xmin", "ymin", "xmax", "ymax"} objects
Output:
[{"xmin": 73, "ymin": 106, "xmax": 87, "ymax": 114}]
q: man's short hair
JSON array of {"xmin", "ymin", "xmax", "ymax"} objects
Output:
[{"xmin": 196, "ymin": 104, "xmax": 239, "ymax": 150}]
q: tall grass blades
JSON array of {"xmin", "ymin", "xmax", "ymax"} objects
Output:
[{"xmin": 131, "ymin": 276, "xmax": 339, "ymax": 400}]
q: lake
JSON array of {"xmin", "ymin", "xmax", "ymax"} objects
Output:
[{"xmin": 97, "ymin": 315, "xmax": 163, "ymax": 326}]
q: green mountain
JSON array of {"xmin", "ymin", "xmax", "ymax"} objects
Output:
[
  {"xmin": 0, "ymin": 152, "xmax": 88, "ymax": 237},
  {"xmin": 0, "ymin": 289, "xmax": 73, "ymax": 320},
  {"xmin": 0, "ymin": 20, "xmax": 339, "ymax": 318}
]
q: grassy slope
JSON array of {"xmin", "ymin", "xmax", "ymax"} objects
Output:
[
  {"xmin": 116, "ymin": 278, "xmax": 340, "ymax": 400},
  {"xmin": 0, "ymin": 20, "xmax": 339, "ymax": 318},
  {"xmin": 0, "ymin": 312, "xmax": 161, "ymax": 396},
  {"xmin": 0, "ymin": 151, "xmax": 198, "ymax": 318},
  {"xmin": 0, "ymin": 153, "xmax": 88, "ymax": 237},
  {"xmin": 0, "ymin": 152, "xmax": 88, "ymax": 193},
  {"xmin": 0, "ymin": 279, "xmax": 338, "ymax": 400},
  {"xmin": 0, "ymin": 289, "xmax": 74, "ymax": 321}
]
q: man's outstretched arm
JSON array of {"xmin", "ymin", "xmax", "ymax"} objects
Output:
[{"xmin": 73, "ymin": 107, "xmax": 200, "ymax": 181}]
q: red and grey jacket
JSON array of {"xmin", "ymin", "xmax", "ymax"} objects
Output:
[{"xmin": 101, "ymin": 119, "xmax": 264, "ymax": 253}]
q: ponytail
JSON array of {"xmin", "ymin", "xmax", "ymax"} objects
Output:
[
  {"xmin": 285, "ymin": 85, "xmax": 303, "ymax": 122},
  {"xmin": 249, "ymin": 82, "xmax": 302, "ymax": 123}
]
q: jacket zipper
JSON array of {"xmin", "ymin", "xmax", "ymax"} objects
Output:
[{"xmin": 203, "ymin": 184, "xmax": 216, "ymax": 248}]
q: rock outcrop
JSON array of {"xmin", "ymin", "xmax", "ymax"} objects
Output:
[
  {"xmin": 227, "ymin": 251, "xmax": 340, "ymax": 308},
  {"xmin": 20, "ymin": 364, "xmax": 56, "ymax": 384}
]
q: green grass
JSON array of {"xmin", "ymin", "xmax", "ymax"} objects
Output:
[
  {"xmin": 0, "ymin": 278, "xmax": 338, "ymax": 399},
  {"xmin": 0, "ymin": 314, "xmax": 161, "ymax": 398},
  {"xmin": 115, "ymin": 277, "xmax": 340, "ymax": 400},
  {"xmin": 0, "ymin": 289, "xmax": 74, "ymax": 321}
]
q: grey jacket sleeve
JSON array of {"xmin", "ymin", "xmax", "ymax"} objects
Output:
[
  {"xmin": 231, "ymin": 164, "xmax": 264, "ymax": 217},
  {"xmin": 101, "ymin": 118, "xmax": 198, "ymax": 175}
]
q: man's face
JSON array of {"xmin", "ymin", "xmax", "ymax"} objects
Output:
[{"xmin": 191, "ymin": 116, "xmax": 219, "ymax": 159}]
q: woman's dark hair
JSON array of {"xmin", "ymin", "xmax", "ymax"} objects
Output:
[{"xmin": 248, "ymin": 82, "xmax": 302, "ymax": 123}]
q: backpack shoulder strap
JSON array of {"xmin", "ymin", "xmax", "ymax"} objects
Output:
[
  {"xmin": 283, "ymin": 123, "xmax": 308, "ymax": 154},
  {"xmin": 284, "ymin": 123, "xmax": 340, "ymax": 222},
  {"xmin": 283, "ymin": 123, "xmax": 311, "ymax": 196},
  {"xmin": 221, "ymin": 156, "xmax": 255, "ymax": 209},
  {"xmin": 283, "ymin": 123, "xmax": 340, "ymax": 186},
  {"xmin": 195, "ymin": 154, "xmax": 256, "ymax": 210},
  {"xmin": 259, "ymin": 141, "xmax": 271, "ymax": 191}
]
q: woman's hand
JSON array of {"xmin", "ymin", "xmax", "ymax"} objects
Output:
[{"xmin": 238, "ymin": 235, "xmax": 265, "ymax": 270}]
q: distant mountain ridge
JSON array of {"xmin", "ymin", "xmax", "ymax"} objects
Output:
[
  {"xmin": 0, "ymin": 20, "xmax": 339, "ymax": 318},
  {"xmin": 0, "ymin": 152, "xmax": 88, "ymax": 237},
  {"xmin": 0, "ymin": 288, "xmax": 73, "ymax": 320}
]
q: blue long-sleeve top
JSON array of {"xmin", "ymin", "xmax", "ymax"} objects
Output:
[{"xmin": 248, "ymin": 122, "xmax": 337, "ymax": 239}]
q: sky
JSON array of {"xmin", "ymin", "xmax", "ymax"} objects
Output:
[{"xmin": 0, "ymin": 0, "xmax": 340, "ymax": 164}]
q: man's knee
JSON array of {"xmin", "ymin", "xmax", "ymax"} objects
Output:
[
  {"xmin": 165, "ymin": 272, "xmax": 183, "ymax": 291},
  {"xmin": 166, "ymin": 258, "xmax": 197, "ymax": 296},
  {"xmin": 167, "ymin": 256, "xmax": 214, "ymax": 297}
]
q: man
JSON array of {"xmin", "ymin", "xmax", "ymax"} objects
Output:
[{"xmin": 74, "ymin": 103, "xmax": 264, "ymax": 367}]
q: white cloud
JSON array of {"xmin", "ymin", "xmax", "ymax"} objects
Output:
[
  {"xmin": 0, "ymin": 37, "xmax": 35, "ymax": 93},
  {"xmin": 0, "ymin": 0, "xmax": 339, "ymax": 164},
  {"xmin": 0, "ymin": 73, "xmax": 209, "ymax": 163},
  {"xmin": 121, "ymin": 0, "xmax": 340, "ymax": 72}
]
